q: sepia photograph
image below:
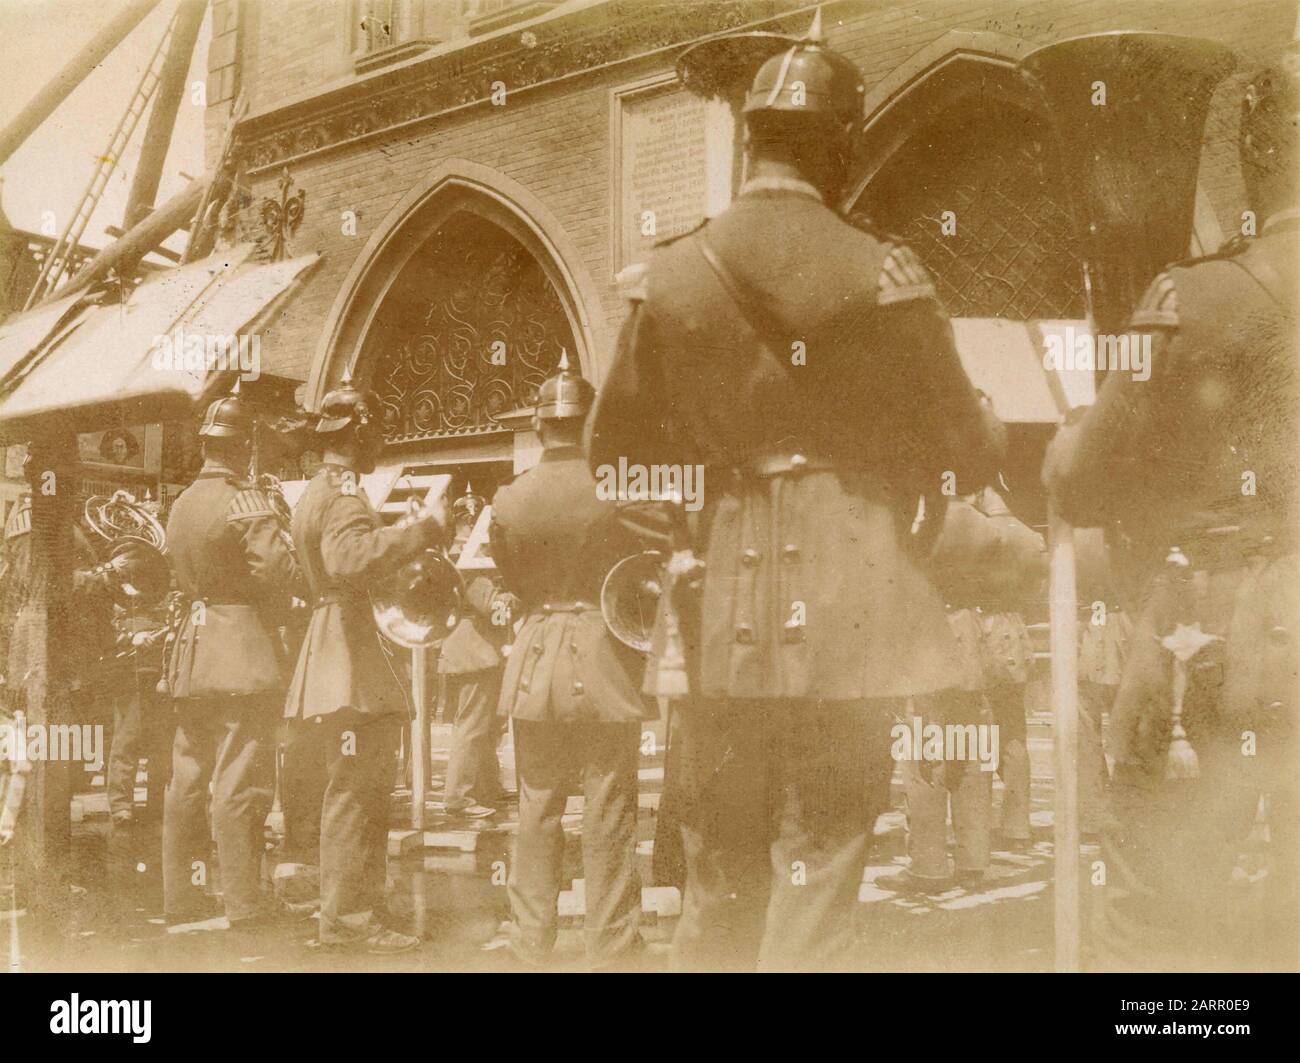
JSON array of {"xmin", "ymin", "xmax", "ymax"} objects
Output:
[{"xmin": 0, "ymin": 0, "xmax": 1295, "ymax": 1036}]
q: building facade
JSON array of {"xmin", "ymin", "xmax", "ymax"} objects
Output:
[{"xmin": 206, "ymin": 0, "xmax": 1293, "ymax": 504}]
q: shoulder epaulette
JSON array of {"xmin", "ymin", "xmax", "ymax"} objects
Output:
[
  {"xmin": 617, "ymin": 261, "xmax": 650, "ymax": 304},
  {"xmin": 653, "ymin": 217, "xmax": 708, "ymax": 249},
  {"xmin": 227, "ymin": 487, "xmax": 277, "ymax": 522},
  {"xmin": 843, "ymin": 211, "xmax": 907, "ymax": 246},
  {"xmin": 1128, "ymin": 271, "xmax": 1180, "ymax": 329},
  {"xmin": 877, "ymin": 243, "xmax": 937, "ymax": 306}
]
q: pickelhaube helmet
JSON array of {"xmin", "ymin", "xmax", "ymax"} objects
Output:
[
  {"xmin": 452, "ymin": 483, "xmax": 485, "ymax": 525},
  {"xmin": 1240, "ymin": 41, "xmax": 1300, "ymax": 191},
  {"xmin": 198, "ymin": 378, "xmax": 252, "ymax": 439},
  {"xmin": 741, "ymin": 9, "xmax": 865, "ymax": 125},
  {"xmin": 534, "ymin": 349, "xmax": 594, "ymax": 422},
  {"xmin": 315, "ymin": 366, "xmax": 381, "ymax": 435}
]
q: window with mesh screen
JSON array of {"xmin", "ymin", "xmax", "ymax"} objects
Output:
[{"xmin": 854, "ymin": 98, "xmax": 1086, "ymax": 321}]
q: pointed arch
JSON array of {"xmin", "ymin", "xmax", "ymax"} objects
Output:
[{"xmin": 307, "ymin": 158, "xmax": 606, "ymax": 413}]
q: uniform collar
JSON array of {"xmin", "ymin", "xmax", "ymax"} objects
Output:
[
  {"xmin": 197, "ymin": 462, "xmax": 239, "ymax": 480},
  {"xmin": 538, "ymin": 444, "xmax": 583, "ymax": 465},
  {"xmin": 738, "ymin": 175, "xmax": 825, "ymax": 203}
]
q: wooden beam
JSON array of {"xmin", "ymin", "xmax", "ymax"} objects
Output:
[
  {"xmin": 123, "ymin": 0, "xmax": 210, "ymax": 231},
  {"xmin": 1049, "ymin": 506, "xmax": 1081, "ymax": 971},
  {"xmin": 49, "ymin": 177, "xmax": 204, "ymax": 303},
  {"xmin": 0, "ymin": 0, "xmax": 162, "ymax": 169}
]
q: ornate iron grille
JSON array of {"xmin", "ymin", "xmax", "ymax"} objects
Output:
[
  {"xmin": 856, "ymin": 100, "xmax": 1086, "ymax": 320},
  {"xmin": 371, "ymin": 213, "xmax": 572, "ymax": 442}
]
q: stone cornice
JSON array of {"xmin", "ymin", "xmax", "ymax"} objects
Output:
[{"xmin": 237, "ymin": 0, "xmax": 817, "ymax": 175}]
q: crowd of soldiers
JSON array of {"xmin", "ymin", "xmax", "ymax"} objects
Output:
[{"xmin": 0, "ymin": 23, "xmax": 1295, "ymax": 972}]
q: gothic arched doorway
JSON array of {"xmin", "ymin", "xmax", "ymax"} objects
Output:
[{"xmin": 363, "ymin": 210, "xmax": 574, "ymax": 445}]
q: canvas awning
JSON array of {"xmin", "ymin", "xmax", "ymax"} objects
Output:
[
  {"xmin": 0, "ymin": 243, "xmax": 319, "ymax": 443},
  {"xmin": 952, "ymin": 318, "xmax": 1096, "ymax": 422}
]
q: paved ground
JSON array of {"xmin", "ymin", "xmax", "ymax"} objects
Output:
[{"xmin": 4, "ymin": 708, "xmax": 1082, "ymax": 972}]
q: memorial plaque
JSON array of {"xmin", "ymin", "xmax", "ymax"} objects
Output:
[{"xmin": 616, "ymin": 84, "xmax": 733, "ymax": 272}]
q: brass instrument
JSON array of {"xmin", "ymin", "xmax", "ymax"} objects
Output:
[
  {"xmin": 371, "ymin": 496, "xmax": 464, "ymax": 650},
  {"xmin": 83, "ymin": 488, "xmax": 170, "ymax": 605},
  {"xmin": 1018, "ymin": 31, "xmax": 1236, "ymax": 339},
  {"xmin": 600, "ymin": 552, "xmax": 665, "ymax": 654}
]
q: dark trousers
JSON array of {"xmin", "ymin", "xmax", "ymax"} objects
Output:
[
  {"xmin": 987, "ymin": 682, "xmax": 1030, "ymax": 841},
  {"xmin": 1078, "ymin": 680, "xmax": 1114, "ymax": 835},
  {"xmin": 1099, "ymin": 736, "xmax": 1299, "ymax": 971},
  {"xmin": 443, "ymin": 668, "xmax": 505, "ymax": 811},
  {"xmin": 289, "ymin": 710, "xmax": 400, "ymax": 943},
  {"xmin": 279, "ymin": 718, "xmax": 327, "ymax": 866},
  {"xmin": 107, "ymin": 675, "xmax": 171, "ymax": 823},
  {"xmin": 162, "ymin": 695, "xmax": 275, "ymax": 922},
  {"xmin": 672, "ymin": 697, "xmax": 894, "ymax": 972},
  {"xmin": 509, "ymin": 719, "xmax": 642, "ymax": 966},
  {"xmin": 903, "ymin": 692, "xmax": 992, "ymax": 878}
]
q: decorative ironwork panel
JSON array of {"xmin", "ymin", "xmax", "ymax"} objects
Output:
[
  {"xmin": 372, "ymin": 214, "xmax": 572, "ymax": 442},
  {"xmin": 856, "ymin": 100, "xmax": 1085, "ymax": 321}
]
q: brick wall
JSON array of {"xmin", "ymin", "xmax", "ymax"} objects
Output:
[{"xmin": 233, "ymin": 0, "xmax": 1297, "ymax": 396}]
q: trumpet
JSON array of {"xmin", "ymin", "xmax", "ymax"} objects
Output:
[{"xmin": 371, "ymin": 495, "xmax": 465, "ymax": 649}]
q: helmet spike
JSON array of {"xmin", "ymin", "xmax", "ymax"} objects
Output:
[
  {"xmin": 534, "ymin": 347, "xmax": 594, "ymax": 422},
  {"xmin": 807, "ymin": 6, "xmax": 824, "ymax": 44}
]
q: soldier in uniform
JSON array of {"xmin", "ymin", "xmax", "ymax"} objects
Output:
[
  {"xmin": 1074, "ymin": 527, "xmax": 1133, "ymax": 837},
  {"xmin": 1043, "ymin": 53, "xmax": 1299, "ymax": 969},
  {"xmin": 490, "ymin": 354, "xmax": 662, "ymax": 969},
  {"xmin": 439, "ymin": 484, "xmax": 515, "ymax": 819},
  {"xmin": 899, "ymin": 486, "xmax": 1046, "ymax": 890},
  {"xmin": 587, "ymin": 21, "xmax": 1004, "ymax": 970},
  {"xmin": 161, "ymin": 389, "xmax": 301, "ymax": 928},
  {"xmin": 283, "ymin": 375, "xmax": 447, "ymax": 953},
  {"xmin": 104, "ymin": 494, "xmax": 175, "ymax": 838}
]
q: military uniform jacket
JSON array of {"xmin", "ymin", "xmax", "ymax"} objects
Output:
[
  {"xmin": 1044, "ymin": 215, "xmax": 1298, "ymax": 771},
  {"xmin": 588, "ymin": 182, "xmax": 1005, "ymax": 701},
  {"xmin": 285, "ymin": 464, "xmax": 440, "ymax": 719},
  {"xmin": 437, "ymin": 534, "xmax": 509, "ymax": 675},
  {"xmin": 928, "ymin": 487, "xmax": 1045, "ymax": 689},
  {"xmin": 164, "ymin": 466, "xmax": 301, "ymax": 699},
  {"xmin": 489, "ymin": 446, "xmax": 659, "ymax": 723}
]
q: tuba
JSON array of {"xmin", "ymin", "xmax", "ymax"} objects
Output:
[
  {"xmin": 1018, "ymin": 32, "xmax": 1236, "ymax": 338},
  {"xmin": 371, "ymin": 496, "xmax": 464, "ymax": 649},
  {"xmin": 83, "ymin": 489, "xmax": 171, "ymax": 605}
]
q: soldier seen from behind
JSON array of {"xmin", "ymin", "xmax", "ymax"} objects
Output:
[
  {"xmin": 1043, "ymin": 48, "xmax": 1299, "ymax": 970},
  {"xmin": 161, "ymin": 386, "xmax": 302, "ymax": 929},
  {"xmin": 588, "ymin": 12, "xmax": 1006, "ymax": 970}
]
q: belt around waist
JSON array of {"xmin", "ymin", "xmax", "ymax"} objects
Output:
[
  {"xmin": 733, "ymin": 453, "xmax": 839, "ymax": 478},
  {"xmin": 1178, "ymin": 527, "xmax": 1296, "ymax": 571},
  {"xmin": 533, "ymin": 600, "xmax": 598, "ymax": 614}
]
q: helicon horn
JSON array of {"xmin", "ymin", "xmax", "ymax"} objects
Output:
[{"xmin": 1018, "ymin": 32, "xmax": 1237, "ymax": 336}]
